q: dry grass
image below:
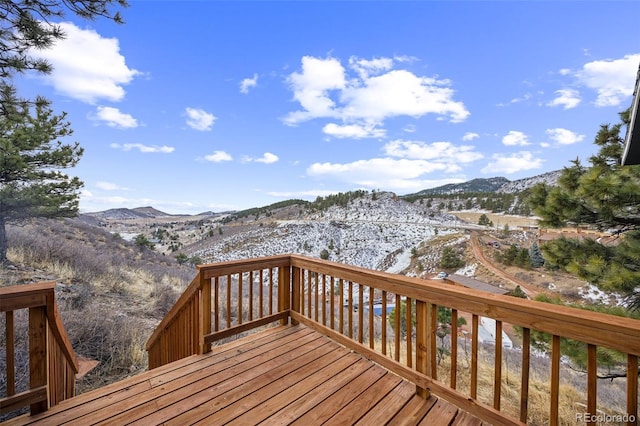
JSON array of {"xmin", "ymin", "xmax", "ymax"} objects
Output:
[
  {"xmin": 1, "ymin": 218, "xmax": 634, "ymax": 425},
  {"xmin": 1, "ymin": 218, "xmax": 193, "ymax": 395},
  {"xmin": 451, "ymin": 211, "xmax": 539, "ymax": 229}
]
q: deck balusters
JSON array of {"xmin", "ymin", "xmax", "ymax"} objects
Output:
[
  {"xmin": 550, "ymin": 334, "xmax": 561, "ymax": 426},
  {"xmin": 451, "ymin": 308, "xmax": 458, "ymax": 390},
  {"xmin": 471, "ymin": 314, "xmax": 479, "ymax": 400},
  {"xmin": 520, "ymin": 327, "xmax": 531, "ymax": 423},
  {"xmin": 628, "ymin": 355, "xmax": 638, "ymax": 426},
  {"xmin": 138, "ymin": 255, "xmax": 640, "ymax": 426},
  {"xmin": 494, "ymin": 320, "xmax": 503, "ymax": 410}
]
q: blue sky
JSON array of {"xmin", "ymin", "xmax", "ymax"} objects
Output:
[{"xmin": 15, "ymin": 1, "xmax": 640, "ymax": 214}]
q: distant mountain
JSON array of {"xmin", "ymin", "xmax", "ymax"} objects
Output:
[
  {"xmin": 403, "ymin": 177, "xmax": 510, "ymax": 198},
  {"xmin": 402, "ymin": 171, "xmax": 562, "ymax": 198},
  {"xmin": 85, "ymin": 206, "xmax": 171, "ymax": 220},
  {"xmin": 497, "ymin": 170, "xmax": 561, "ymax": 194}
]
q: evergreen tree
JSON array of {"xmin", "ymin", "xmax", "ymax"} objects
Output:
[
  {"xmin": 478, "ymin": 214, "xmax": 493, "ymax": 227},
  {"xmin": 528, "ymin": 111, "xmax": 640, "ymax": 309},
  {"xmin": 389, "ymin": 299, "xmax": 415, "ymax": 337},
  {"xmin": 1, "ymin": 0, "xmax": 127, "ymax": 78},
  {"xmin": 134, "ymin": 234, "xmax": 154, "ymax": 250},
  {"xmin": 511, "ymin": 285, "xmax": 528, "ymax": 299},
  {"xmin": 319, "ymin": 249, "xmax": 330, "ymax": 260},
  {"xmin": 0, "ymin": 0, "xmax": 127, "ymax": 263},
  {"xmin": 0, "ymin": 89, "xmax": 83, "ymax": 261},
  {"xmin": 529, "ymin": 242, "xmax": 545, "ymax": 268},
  {"xmin": 500, "ymin": 245, "xmax": 519, "ymax": 266},
  {"xmin": 515, "ymin": 248, "xmax": 530, "ymax": 269},
  {"xmin": 440, "ymin": 247, "xmax": 464, "ymax": 269}
]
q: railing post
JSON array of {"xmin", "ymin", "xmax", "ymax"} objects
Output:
[
  {"xmin": 278, "ymin": 265, "xmax": 291, "ymax": 325},
  {"xmin": 199, "ymin": 272, "xmax": 212, "ymax": 354},
  {"xmin": 29, "ymin": 306, "xmax": 48, "ymax": 414},
  {"xmin": 291, "ymin": 266, "xmax": 301, "ymax": 325},
  {"xmin": 415, "ymin": 299, "xmax": 431, "ymax": 399}
]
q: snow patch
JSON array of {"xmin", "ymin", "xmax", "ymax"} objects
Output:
[{"xmin": 578, "ymin": 284, "xmax": 625, "ymax": 306}]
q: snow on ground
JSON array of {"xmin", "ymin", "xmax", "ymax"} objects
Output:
[
  {"xmin": 578, "ymin": 284, "xmax": 626, "ymax": 306},
  {"xmin": 455, "ymin": 263, "xmax": 478, "ymax": 277},
  {"xmin": 193, "ymin": 192, "xmax": 459, "ymax": 272}
]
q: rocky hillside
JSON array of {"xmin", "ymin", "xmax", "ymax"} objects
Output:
[
  {"xmin": 403, "ymin": 177, "xmax": 509, "ymax": 197},
  {"xmin": 85, "ymin": 206, "xmax": 171, "ymax": 220},
  {"xmin": 497, "ymin": 170, "xmax": 561, "ymax": 193},
  {"xmin": 188, "ymin": 192, "xmax": 473, "ymax": 273}
]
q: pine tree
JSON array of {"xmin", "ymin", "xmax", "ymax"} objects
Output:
[
  {"xmin": 477, "ymin": 214, "xmax": 493, "ymax": 227},
  {"xmin": 1, "ymin": 0, "xmax": 127, "ymax": 78},
  {"xmin": 528, "ymin": 110, "xmax": 640, "ymax": 309},
  {"xmin": 0, "ymin": 88, "xmax": 83, "ymax": 261},
  {"xmin": 0, "ymin": 1, "xmax": 127, "ymax": 263},
  {"xmin": 529, "ymin": 242, "xmax": 545, "ymax": 268},
  {"xmin": 440, "ymin": 247, "xmax": 464, "ymax": 269}
]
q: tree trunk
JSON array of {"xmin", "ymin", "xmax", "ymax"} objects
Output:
[{"xmin": 0, "ymin": 215, "xmax": 7, "ymax": 263}]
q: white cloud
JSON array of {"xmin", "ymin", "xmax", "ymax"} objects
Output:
[
  {"xmin": 340, "ymin": 69, "xmax": 469, "ymax": 122},
  {"xmin": 307, "ymin": 157, "xmax": 467, "ymax": 192},
  {"xmin": 242, "ymin": 152, "xmax": 279, "ymax": 164},
  {"xmin": 547, "ymin": 89, "xmax": 581, "ymax": 109},
  {"xmin": 110, "ymin": 143, "xmax": 174, "ymax": 153},
  {"xmin": 255, "ymin": 152, "xmax": 279, "ymax": 164},
  {"xmin": 348, "ymin": 56, "xmax": 394, "ymax": 79},
  {"xmin": 284, "ymin": 56, "xmax": 346, "ymax": 124},
  {"xmin": 96, "ymin": 181, "xmax": 129, "ymax": 191},
  {"xmin": 92, "ymin": 106, "xmax": 138, "ymax": 128},
  {"xmin": 31, "ymin": 22, "xmax": 140, "ymax": 103},
  {"xmin": 185, "ymin": 107, "xmax": 216, "ymax": 131},
  {"xmin": 240, "ymin": 73, "xmax": 258, "ymax": 94},
  {"xmin": 383, "ymin": 140, "xmax": 483, "ymax": 163},
  {"xmin": 403, "ymin": 124, "xmax": 416, "ymax": 133},
  {"xmin": 309, "ymin": 158, "xmax": 449, "ymax": 181},
  {"xmin": 462, "ymin": 132, "xmax": 479, "ymax": 141},
  {"xmin": 283, "ymin": 55, "xmax": 469, "ymax": 136},
  {"xmin": 304, "ymin": 137, "xmax": 483, "ymax": 192},
  {"xmin": 511, "ymin": 93, "xmax": 532, "ymax": 104},
  {"xmin": 203, "ymin": 151, "xmax": 233, "ymax": 162},
  {"xmin": 575, "ymin": 53, "xmax": 640, "ymax": 107},
  {"xmin": 323, "ymin": 122, "xmax": 386, "ymax": 139},
  {"xmin": 481, "ymin": 152, "xmax": 543, "ymax": 174},
  {"xmin": 559, "ymin": 68, "xmax": 571, "ymax": 76},
  {"xmin": 502, "ymin": 131, "xmax": 530, "ymax": 146},
  {"xmin": 546, "ymin": 128, "xmax": 585, "ymax": 145}
]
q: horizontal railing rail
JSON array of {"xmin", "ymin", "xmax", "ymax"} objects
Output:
[
  {"xmin": 146, "ymin": 254, "xmax": 640, "ymax": 426},
  {"xmin": 145, "ymin": 255, "xmax": 291, "ymax": 369},
  {"xmin": 0, "ymin": 282, "xmax": 79, "ymax": 418}
]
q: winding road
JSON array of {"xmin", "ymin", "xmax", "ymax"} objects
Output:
[{"xmin": 469, "ymin": 232, "xmax": 540, "ymax": 297}]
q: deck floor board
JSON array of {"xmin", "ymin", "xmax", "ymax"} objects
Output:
[{"xmin": 6, "ymin": 324, "xmax": 483, "ymax": 426}]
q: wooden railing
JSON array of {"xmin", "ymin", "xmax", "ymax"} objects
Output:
[
  {"xmin": 146, "ymin": 254, "xmax": 640, "ymax": 426},
  {"xmin": 146, "ymin": 256, "xmax": 291, "ymax": 369},
  {"xmin": 0, "ymin": 282, "xmax": 79, "ymax": 418}
]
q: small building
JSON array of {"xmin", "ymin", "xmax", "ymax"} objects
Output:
[{"xmin": 443, "ymin": 274, "xmax": 510, "ymax": 296}]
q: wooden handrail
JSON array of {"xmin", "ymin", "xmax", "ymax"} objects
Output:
[
  {"xmin": 145, "ymin": 255, "xmax": 292, "ymax": 369},
  {"xmin": 0, "ymin": 282, "xmax": 79, "ymax": 417},
  {"xmin": 289, "ymin": 255, "xmax": 640, "ymax": 354},
  {"xmin": 145, "ymin": 254, "xmax": 640, "ymax": 425}
]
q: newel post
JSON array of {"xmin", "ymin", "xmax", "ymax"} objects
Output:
[
  {"xmin": 199, "ymin": 271, "xmax": 212, "ymax": 354},
  {"xmin": 278, "ymin": 265, "xmax": 291, "ymax": 325},
  {"xmin": 29, "ymin": 306, "xmax": 48, "ymax": 414},
  {"xmin": 291, "ymin": 266, "xmax": 301, "ymax": 325},
  {"xmin": 415, "ymin": 300, "xmax": 432, "ymax": 399}
]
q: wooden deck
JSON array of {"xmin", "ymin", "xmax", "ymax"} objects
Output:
[{"xmin": 5, "ymin": 324, "xmax": 482, "ymax": 426}]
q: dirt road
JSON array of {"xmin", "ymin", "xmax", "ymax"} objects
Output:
[{"xmin": 469, "ymin": 232, "xmax": 540, "ymax": 298}]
